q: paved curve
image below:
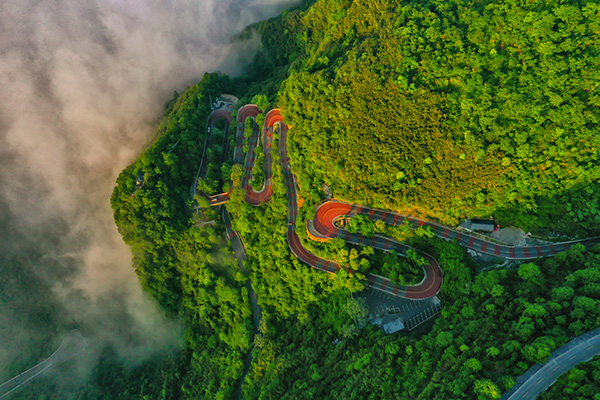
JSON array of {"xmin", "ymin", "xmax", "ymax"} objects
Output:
[
  {"xmin": 306, "ymin": 200, "xmax": 599, "ymax": 298},
  {"xmin": 307, "ymin": 200, "xmax": 443, "ymax": 299},
  {"xmin": 501, "ymin": 326, "xmax": 600, "ymax": 400},
  {"xmin": 199, "ymin": 104, "xmax": 600, "ymax": 398},
  {"xmin": 208, "ymin": 105, "xmax": 278, "ymax": 206},
  {"xmin": 203, "ymin": 104, "xmax": 599, "ymax": 301},
  {"xmin": 0, "ymin": 331, "xmax": 85, "ymax": 399},
  {"xmin": 309, "ymin": 200, "xmax": 599, "ymax": 260}
]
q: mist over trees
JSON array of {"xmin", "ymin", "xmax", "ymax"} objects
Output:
[
  {"xmin": 0, "ymin": 0, "xmax": 301, "ymax": 398},
  {"xmin": 107, "ymin": 0, "xmax": 600, "ymax": 398},
  {"xmin": 21, "ymin": 0, "xmax": 599, "ymax": 398}
]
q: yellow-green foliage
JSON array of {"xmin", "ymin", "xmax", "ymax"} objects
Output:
[{"xmin": 279, "ymin": 0, "xmax": 600, "ymax": 225}]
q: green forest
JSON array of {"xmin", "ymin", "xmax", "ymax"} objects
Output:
[{"xmin": 69, "ymin": 0, "xmax": 600, "ymax": 399}]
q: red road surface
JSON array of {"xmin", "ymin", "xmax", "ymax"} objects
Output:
[
  {"xmin": 309, "ymin": 200, "xmax": 442, "ymax": 299},
  {"xmin": 201, "ymin": 104, "xmax": 599, "ymax": 300}
]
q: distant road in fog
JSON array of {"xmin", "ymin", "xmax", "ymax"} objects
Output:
[{"xmin": 0, "ymin": 331, "xmax": 85, "ymax": 399}]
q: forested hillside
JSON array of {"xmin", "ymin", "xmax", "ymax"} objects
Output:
[
  {"xmin": 103, "ymin": 0, "xmax": 600, "ymax": 399},
  {"xmin": 241, "ymin": 244, "xmax": 600, "ymax": 400},
  {"xmin": 108, "ymin": 73, "xmax": 258, "ymax": 399},
  {"xmin": 280, "ymin": 0, "xmax": 600, "ymax": 233}
]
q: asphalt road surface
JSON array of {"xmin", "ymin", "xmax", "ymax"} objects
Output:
[
  {"xmin": 196, "ymin": 103, "xmax": 600, "ymax": 398},
  {"xmin": 202, "ymin": 105, "xmax": 598, "ymax": 301},
  {"xmin": 0, "ymin": 331, "xmax": 85, "ymax": 399},
  {"xmin": 502, "ymin": 327, "xmax": 600, "ymax": 399}
]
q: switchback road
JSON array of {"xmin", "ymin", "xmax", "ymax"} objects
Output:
[
  {"xmin": 198, "ymin": 104, "xmax": 600, "ymax": 399},
  {"xmin": 202, "ymin": 104, "xmax": 599, "ymax": 301}
]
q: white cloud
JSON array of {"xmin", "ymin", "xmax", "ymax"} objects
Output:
[{"xmin": 0, "ymin": 0, "xmax": 298, "ymax": 390}]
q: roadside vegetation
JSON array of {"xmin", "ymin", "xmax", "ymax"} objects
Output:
[
  {"xmin": 241, "ymin": 244, "xmax": 600, "ymax": 400},
  {"xmin": 542, "ymin": 353, "xmax": 600, "ymax": 399},
  {"xmin": 281, "ymin": 0, "xmax": 600, "ymax": 235},
  {"xmin": 95, "ymin": 0, "xmax": 600, "ymax": 399}
]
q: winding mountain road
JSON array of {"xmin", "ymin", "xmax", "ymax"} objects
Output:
[
  {"xmin": 203, "ymin": 104, "xmax": 599, "ymax": 301},
  {"xmin": 197, "ymin": 103, "xmax": 600, "ymax": 399},
  {"xmin": 309, "ymin": 201, "xmax": 599, "ymax": 260}
]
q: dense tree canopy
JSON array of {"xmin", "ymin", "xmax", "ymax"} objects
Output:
[
  {"xmin": 280, "ymin": 0, "xmax": 600, "ymax": 230},
  {"xmin": 94, "ymin": 0, "xmax": 600, "ymax": 399}
]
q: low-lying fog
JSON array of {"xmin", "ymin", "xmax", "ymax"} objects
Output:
[{"xmin": 0, "ymin": 0, "xmax": 297, "ymax": 395}]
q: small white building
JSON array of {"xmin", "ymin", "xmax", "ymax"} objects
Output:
[
  {"xmin": 382, "ymin": 318, "xmax": 405, "ymax": 334},
  {"xmin": 371, "ymin": 315, "xmax": 406, "ymax": 334}
]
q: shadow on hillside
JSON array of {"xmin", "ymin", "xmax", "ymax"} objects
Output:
[{"xmin": 495, "ymin": 181, "xmax": 600, "ymax": 239}]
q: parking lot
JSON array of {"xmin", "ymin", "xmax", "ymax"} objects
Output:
[{"xmin": 357, "ymin": 288, "xmax": 442, "ymax": 331}]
